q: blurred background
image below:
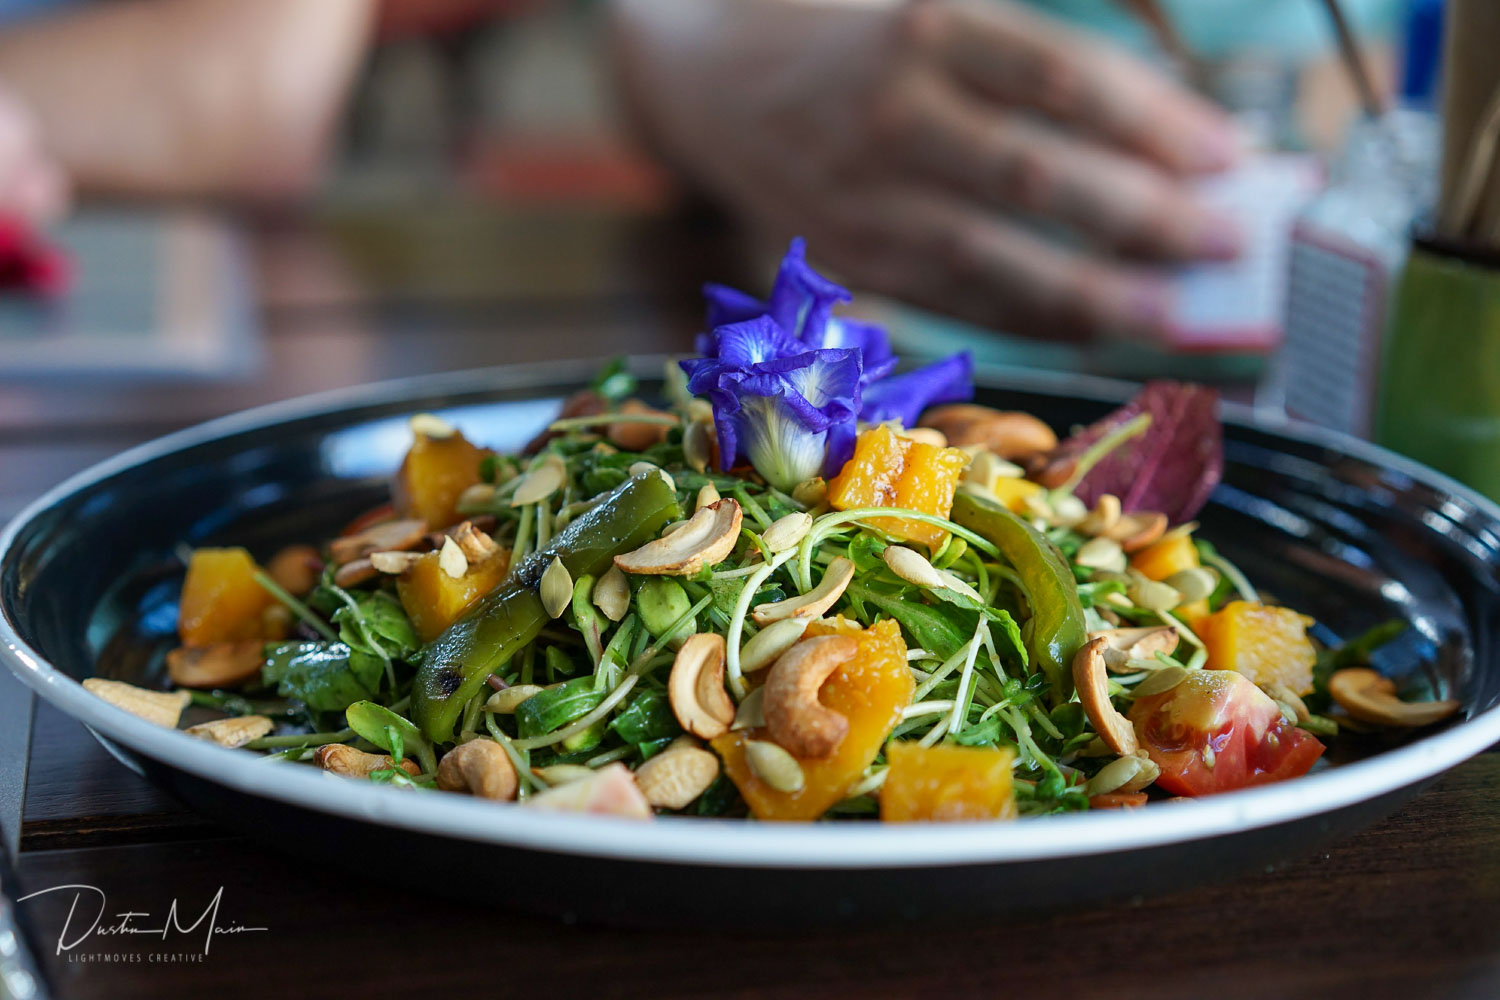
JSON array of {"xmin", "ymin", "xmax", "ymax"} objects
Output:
[{"xmin": 2, "ymin": 0, "xmax": 1488, "ymax": 518}]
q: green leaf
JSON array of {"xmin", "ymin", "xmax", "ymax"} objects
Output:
[
  {"xmin": 850, "ymin": 584, "xmax": 973, "ymax": 660},
  {"xmin": 333, "ymin": 591, "xmax": 418, "ymax": 660},
  {"xmin": 262, "ymin": 642, "xmax": 374, "ymax": 712},
  {"xmin": 608, "ymin": 688, "xmax": 683, "ymax": 745},
  {"xmin": 589, "ymin": 357, "xmax": 637, "ymax": 402},
  {"xmin": 845, "ymin": 533, "xmax": 888, "ymax": 574},
  {"xmin": 515, "ymin": 676, "xmax": 606, "ymax": 738},
  {"xmin": 987, "ymin": 608, "xmax": 1028, "ymax": 669},
  {"xmin": 345, "ymin": 700, "xmax": 435, "ymax": 773}
]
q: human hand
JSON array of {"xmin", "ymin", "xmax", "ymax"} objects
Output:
[
  {"xmin": 0, "ymin": 83, "xmax": 66, "ymax": 225},
  {"xmin": 612, "ymin": 0, "xmax": 1241, "ymax": 343}
]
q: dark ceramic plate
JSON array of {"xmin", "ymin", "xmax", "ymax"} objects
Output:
[{"xmin": 4, "ymin": 359, "xmax": 1499, "ymax": 925}]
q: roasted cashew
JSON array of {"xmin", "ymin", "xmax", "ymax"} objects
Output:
[
  {"xmin": 614, "ymin": 498, "xmax": 742, "ymax": 576},
  {"xmin": 314, "ymin": 744, "xmax": 420, "ymax": 779},
  {"xmin": 185, "ymin": 715, "xmax": 274, "ymax": 748},
  {"xmin": 525, "ymin": 762, "xmax": 653, "ymax": 818},
  {"xmin": 82, "ymin": 678, "xmax": 190, "ymax": 728},
  {"xmin": 633, "ymin": 737, "xmax": 720, "ymax": 809},
  {"xmin": 919, "ymin": 404, "xmax": 1058, "ymax": 459},
  {"xmin": 1073, "ymin": 637, "xmax": 1139, "ymax": 755},
  {"xmin": 1328, "ymin": 668, "xmax": 1461, "ymax": 728},
  {"xmin": 751, "ymin": 556, "xmax": 854, "ymax": 626},
  {"xmin": 166, "ymin": 641, "xmax": 266, "ymax": 688},
  {"xmin": 668, "ymin": 633, "xmax": 736, "ymax": 738},
  {"xmin": 436, "ymin": 738, "xmax": 518, "ymax": 800},
  {"xmin": 1087, "ymin": 626, "xmax": 1180, "ymax": 673},
  {"xmin": 763, "ymin": 634, "xmax": 858, "ymax": 759}
]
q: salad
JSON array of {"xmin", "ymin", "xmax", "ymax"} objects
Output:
[{"xmin": 84, "ymin": 241, "xmax": 1460, "ymax": 822}]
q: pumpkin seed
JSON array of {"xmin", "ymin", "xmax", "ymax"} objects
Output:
[
  {"xmin": 1050, "ymin": 493, "xmax": 1088, "ymax": 527},
  {"xmin": 457, "ymin": 483, "xmax": 497, "ymax": 508},
  {"xmin": 745, "ymin": 739, "xmax": 805, "ymax": 793},
  {"xmin": 532, "ymin": 764, "xmax": 596, "ymax": 786},
  {"xmin": 540, "ymin": 557, "xmax": 573, "ymax": 619},
  {"xmin": 1086, "ymin": 753, "xmax": 1160, "ymax": 796},
  {"xmin": 592, "ymin": 565, "xmax": 630, "ymax": 622},
  {"xmin": 511, "ymin": 453, "xmax": 566, "ymax": 506},
  {"xmin": 761, "ymin": 511, "xmax": 813, "ymax": 553},
  {"xmin": 629, "ymin": 461, "xmax": 674, "ymax": 492},
  {"xmin": 882, "ymin": 545, "xmax": 944, "ymax": 589},
  {"xmin": 696, "ymin": 483, "xmax": 720, "ymax": 511},
  {"xmin": 485, "ymin": 684, "xmax": 545, "ymax": 713},
  {"xmin": 731, "ymin": 685, "xmax": 767, "ymax": 731},
  {"xmin": 1165, "ymin": 567, "xmax": 1218, "ymax": 603},
  {"xmin": 739, "ymin": 618, "xmax": 811, "ymax": 674},
  {"xmin": 408, "ymin": 412, "xmax": 457, "ymax": 439},
  {"xmin": 1076, "ymin": 536, "xmax": 1126, "ymax": 572},
  {"xmin": 792, "ymin": 478, "xmax": 828, "ymax": 507},
  {"xmin": 438, "ymin": 536, "xmax": 469, "ymax": 579},
  {"xmin": 1133, "ymin": 665, "xmax": 1189, "ymax": 697},
  {"xmin": 683, "ymin": 420, "xmax": 713, "ymax": 473},
  {"xmin": 1129, "ymin": 579, "xmax": 1182, "ymax": 612}
]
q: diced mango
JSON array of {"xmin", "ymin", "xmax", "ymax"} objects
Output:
[
  {"xmin": 1131, "ymin": 531, "xmax": 1209, "ymax": 624},
  {"xmin": 880, "ymin": 742, "xmax": 1017, "ymax": 822},
  {"xmin": 827, "ymin": 425, "xmax": 968, "ymax": 550},
  {"xmin": 988, "ymin": 476, "xmax": 1044, "ymax": 513},
  {"xmin": 397, "ymin": 549, "xmax": 511, "ymax": 642},
  {"xmin": 712, "ymin": 618, "xmax": 912, "ymax": 821},
  {"xmin": 392, "ymin": 429, "xmax": 487, "ymax": 530},
  {"xmin": 1199, "ymin": 600, "xmax": 1318, "ymax": 696},
  {"xmin": 178, "ymin": 548, "xmax": 279, "ymax": 647},
  {"xmin": 1131, "ymin": 532, "xmax": 1199, "ymax": 582}
]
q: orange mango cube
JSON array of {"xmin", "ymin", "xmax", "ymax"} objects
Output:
[
  {"xmin": 392, "ymin": 428, "xmax": 487, "ymax": 530},
  {"xmin": 827, "ymin": 425, "xmax": 968, "ymax": 550},
  {"xmin": 178, "ymin": 547, "xmax": 279, "ymax": 647},
  {"xmin": 397, "ymin": 549, "xmax": 511, "ymax": 642},
  {"xmin": 712, "ymin": 617, "xmax": 912, "ymax": 821},
  {"xmin": 1199, "ymin": 600, "xmax": 1318, "ymax": 696},
  {"xmin": 880, "ymin": 741, "xmax": 1017, "ymax": 822}
]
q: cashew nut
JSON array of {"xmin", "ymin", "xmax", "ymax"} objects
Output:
[
  {"xmin": 437, "ymin": 738, "xmax": 518, "ymax": 800},
  {"xmin": 763, "ymin": 634, "xmax": 858, "ymax": 759},
  {"xmin": 328, "ymin": 518, "xmax": 428, "ymax": 565},
  {"xmin": 166, "ymin": 641, "xmax": 266, "ymax": 688},
  {"xmin": 1087, "ymin": 627, "xmax": 1180, "ymax": 673},
  {"xmin": 614, "ymin": 498, "xmax": 742, "ymax": 576},
  {"xmin": 525, "ymin": 762, "xmax": 653, "ymax": 818},
  {"xmin": 267, "ymin": 544, "xmax": 322, "ymax": 596},
  {"xmin": 751, "ymin": 556, "xmax": 854, "ymax": 626},
  {"xmin": 185, "ymin": 715, "xmax": 274, "ymax": 748},
  {"xmin": 1073, "ymin": 637, "xmax": 1139, "ymax": 755},
  {"xmin": 668, "ymin": 633, "xmax": 736, "ymax": 738},
  {"xmin": 82, "ymin": 678, "xmax": 190, "ymax": 728},
  {"xmin": 606, "ymin": 399, "xmax": 674, "ymax": 452},
  {"xmin": 1108, "ymin": 511, "xmax": 1169, "ymax": 553},
  {"xmin": 1077, "ymin": 494, "xmax": 1122, "ymax": 537},
  {"xmin": 633, "ymin": 738, "xmax": 720, "ymax": 809},
  {"xmin": 314, "ymin": 744, "xmax": 420, "ymax": 779},
  {"xmin": 1328, "ymin": 668, "xmax": 1461, "ymax": 728},
  {"xmin": 919, "ymin": 404, "xmax": 1058, "ymax": 459}
]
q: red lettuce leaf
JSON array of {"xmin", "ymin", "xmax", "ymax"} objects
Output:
[{"xmin": 1052, "ymin": 381, "xmax": 1222, "ymax": 524}]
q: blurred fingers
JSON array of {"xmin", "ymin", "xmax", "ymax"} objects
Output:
[
  {"xmin": 909, "ymin": 0, "xmax": 1237, "ymax": 174},
  {"xmin": 890, "ymin": 72, "xmax": 1239, "ymax": 261}
]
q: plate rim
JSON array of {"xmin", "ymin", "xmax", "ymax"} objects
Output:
[{"xmin": 5, "ymin": 358, "xmax": 1500, "ymax": 870}]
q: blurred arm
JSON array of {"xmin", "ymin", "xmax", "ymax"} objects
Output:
[{"xmin": 0, "ymin": 0, "xmax": 375, "ymax": 201}]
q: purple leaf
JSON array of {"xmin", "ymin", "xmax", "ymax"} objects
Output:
[{"xmin": 1057, "ymin": 381, "xmax": 1223, "ymax": 524}]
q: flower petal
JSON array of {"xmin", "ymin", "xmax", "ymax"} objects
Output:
[
  {"xmin": 765, "ymin": 237, "xmax": 851, "ymax": 347},
  {"xmin": 859, "ymin": 352, "xmax": 974, "ymax": 427}
]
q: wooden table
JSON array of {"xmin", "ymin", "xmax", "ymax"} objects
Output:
[{"xmin": 4, "ymin": 205, "xmax": 1500, "ymax": 1000}]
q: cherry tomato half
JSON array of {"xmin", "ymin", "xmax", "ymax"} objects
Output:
[{"xmin": 1128, "ymin": 669, "xmax": 1325, "ymax": 797}]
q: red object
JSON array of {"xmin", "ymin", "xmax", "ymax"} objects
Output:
[
  {"xmin": 0, "ymin": 215, "xmax": 70, "ymax": 298},
  {"xmin": 1129, "ymin": 669, "xmax": 1325, "ymax": 797}
]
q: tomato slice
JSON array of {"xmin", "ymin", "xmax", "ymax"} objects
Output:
[{"xmin": 1127, "ymin": 669, "xmax": 1325, "ymax": 797}]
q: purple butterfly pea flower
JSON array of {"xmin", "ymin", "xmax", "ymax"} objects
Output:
[
  {"xmin": 858, "ymin": 351, "xmax": 975, "ymax": 428},
  {"xmin": 682, "ymin": 316, "xmax": 862, "ymax": 491}
]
